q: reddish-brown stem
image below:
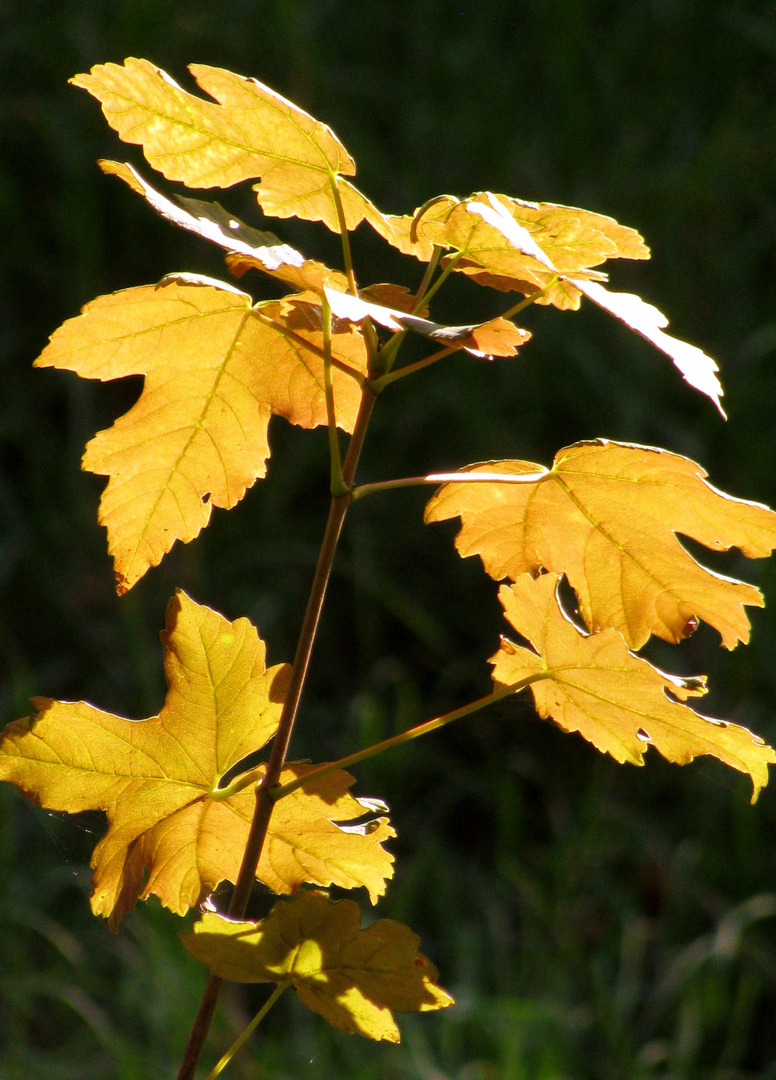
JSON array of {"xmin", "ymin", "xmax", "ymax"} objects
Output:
[{"xmin": 175, "ymin": 385, "xmax": 376, "ymax": 1080}]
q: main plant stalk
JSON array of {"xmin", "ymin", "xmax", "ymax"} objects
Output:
[{"xmin": 176, "ymin": 385, "xmax": 376, "ymax": 1080}]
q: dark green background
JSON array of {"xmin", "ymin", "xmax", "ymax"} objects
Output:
[{"xmin": 3, "ymin": 2, "xmax": 776, "ymax": 1077}]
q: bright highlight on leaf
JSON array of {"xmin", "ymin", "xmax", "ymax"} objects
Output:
[
  {"xmin": 34, "ymin": 277, "xmax": 367, "ymax": 592},
  {"xmin": 100, "ymin": 159, "xmax": 348, "ymax": 294},
  {"xmin": 0, "ymin": 593, "xmax": 394, "ymax": 929},
  {"xmin": 324, "ymin": 285, "xmax": 530, "ymax": 358},
  {"xmin": 182, "ymin": 891, "xmax": 453, "ymax": 1042},
  {"xmin": 491, "ymin": 573, "xmax": 775, "ymax": 801},
  {"xmin": 72, "ymin": 58, "xmax": 394, "ymax": 239},
  {"xmin": 425, "ymin": 440, "xmax": 776, "ymax": 650}
]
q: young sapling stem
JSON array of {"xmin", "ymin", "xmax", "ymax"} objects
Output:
[
  {"xmin": 322, "ymin": 296, "xmax": 347, "ymax": 496},
  {"xmin": 177, "ymin": 385, "xmax": 377, "ymax": 1080},
  {"xmin": 203, "ymin": 984, "xmax": 288, "ymax": 1080}
]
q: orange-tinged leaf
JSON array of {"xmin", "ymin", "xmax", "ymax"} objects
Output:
[
  {"xmin": 182, "ymin": 891, "xmax": 453, "ymax": 1041},
  {"xmin": 0, "ymin": 593, "xmax": 394, "ymax": 928},
  {"xmin": 72, "ymin": 59, "xmax": 394, "ymax": 239},
  {"xmin": 425, "ymin": 440, "xmax": 776, "ymax": 650},
  {"xmin": 408, "ymin": 191, "xmax": 645, "ymax": 308},
  {"xmin": 456, "ymin": 193, "xmax": 724, "ymax": 411},
  {"xmin": 34, "ymin": 278, "xmax": 366, "ymax": 592},
  {"xmin": 382, "ymin": 199, "xmax": 459, "ymax": 261},
  {"xmin": 451, "ymin": 316, "xmax": 531, "ymax": 358},
  {"xmin": 101, "ymin": 160, "xmax": 348, "ymax": 294},
  {"xmin": 359, "ymin": 283, "xmax": 429, "ymax": 316},
  {"xmin": 252, "ymin": 294, "xmax": 367, "ymax": 423},
  {"xmin": 224, "ymin": 251, "xmax": 348, "ymax": 293},
  {"xmin": 491, "ymin": 574, "xmax": 775, "ymax": 800}
]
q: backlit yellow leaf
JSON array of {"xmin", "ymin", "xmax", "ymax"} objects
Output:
[
  {"xmin": 0, "ymin": 593, "xmax": 394, "ymax": 929},
  {"xmin": 425, "ymin": 440, "xmax": 776, "ymax": 650},
  {"xmin": 491, "ymin": 574, "xmax": 775, "ymax": 800},
  {"xmin": 34, "ymin": 278, "xmax": 366, "ymax": 592},
  {"xmin": 182, "ymin": 891, "xmax": 453, "ymax": 1041},
  {"xmin": 72, "ymin": 59, "xmax": 394, "ymax": 239}
]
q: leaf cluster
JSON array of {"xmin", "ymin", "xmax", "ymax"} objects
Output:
[{"xmin": 3, "ymin": 57, "xmax": 776, "ymax": 1073}]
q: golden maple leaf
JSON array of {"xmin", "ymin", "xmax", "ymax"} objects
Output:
[
  {"xmin": 0, "ymin": 593, "xmax": 395, "ymax": 929},
  {"xmin": 425, "ymin": 440, "xmax": 776, "ymax": 650},
  {"xmin": 71, "ymin": 59, "xmax": 394, "ymax": 240},
  {"xmin": 491, "ymin": 573, "xmax": 775, "ymax": 800},
  {"xmin": 182, "ymin": 891, "xmax": 453, "ymax": 1042},
  {"xmin": 455, "ymin": 194, "xmax": 722, "ymax": 409},
  {"xmin": 34, "ymin": 277, "xmax": 367, "ymax": 593}
]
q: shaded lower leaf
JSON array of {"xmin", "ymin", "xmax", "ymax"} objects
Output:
[{"xmin": 182, "ymin": 891, "xmax": 454, "ymax": 1041}]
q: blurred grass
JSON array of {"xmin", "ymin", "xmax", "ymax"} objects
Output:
[{"xmin": 3, "ymin": 1, "xmax": 776, "ymax": 1077}]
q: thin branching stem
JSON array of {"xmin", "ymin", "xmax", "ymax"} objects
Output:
[
  {"xmin": 329, "ymin": 168, "xmax": 357, "ymax": 297},
  {"xmin": 411, "ymin": 248, "xmax": 465, "ymax": 310},
  {"xmin": 499, "ymin": 277, "xmax": 560, "ymax": 318},
  {"xmin": 411, "ymin": 246, "xmax": 443, "ymax": 312},
  {"xmin": 269, "ymin": 680, "xmax": 546, "ymax": 803},
  {"xmin": 203, "ymin": 985, "xmax": 288, "ymax": 1080},
  {"xmin": 328, "ymin": 169, "xmax": 382, "ymax": 363},
  {"xmin": 369, "ymin": 345, "xmax": 460, "ymax": 392},
  {"xmin": 351, "ymin": 467, "xmax": 549, "ymax": 502},
  {"xmin": 377, "ymin": 248, "xmax": 462, "ymax": 376}
]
